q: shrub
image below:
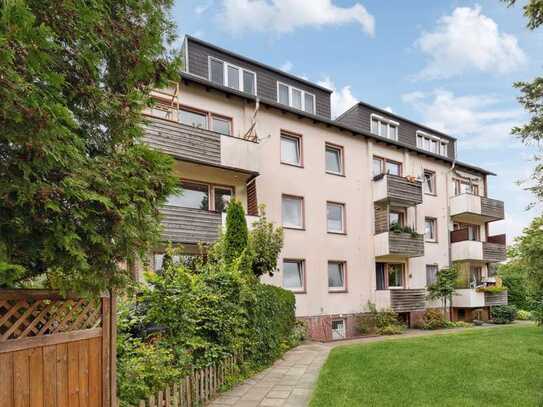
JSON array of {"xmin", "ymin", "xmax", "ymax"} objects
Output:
[
  {"xmin": 248, "ymin": 207, "xmax": 283, "ymax": 277},
  {"xmin": 447, "ymin": 321, "xmax": 473, "ymax": 328},
  {"xmin": 224, "ymin": 200, "xmax": 249, "ymax": 264},
  {"xmin": 516, "ymin": 309, "xmax": 532, "ymax": 320},
  {"xmin": 356, "ymin": 314, "xmax": 377, "ymax": 336},
  {"xmin": 420, "ymin": 309, "xmax": 449, "ymax": 330},
  {"xmin": 476, "ymin": 286, "xmax": 507, "ymax": 294},
  {"xmin": 491, "ymin": 305, "xmax": 518, "ymax": 324},
  {"xmin": 378, "ymin": 324, "xmax": 405, "ymax": 335}
]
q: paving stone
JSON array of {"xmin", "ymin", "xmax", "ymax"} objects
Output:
[
  {"xmin": 259, "ymin": 398, "xmax": 286, "ymax": 406},
  {"xmin": 266, "ymin": 390, "xmax": 291, "ymax": 399}
]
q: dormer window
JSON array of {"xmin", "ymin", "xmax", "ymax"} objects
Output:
[
  {"xmin": 208, "ymin": 57, "xmax": 256, "ymax": 95},
  {"xmin": 416, "ymin": 130, "xmax": 449, "ymax": 157},
  {"xmin": 277, "ymin": 82, "xmax": 315, "ymax": 114},
  {"xmin": 370, "ymin": 114, "xmax": 399, "ymax": 141}
]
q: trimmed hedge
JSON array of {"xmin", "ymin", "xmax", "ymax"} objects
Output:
[
  {"xmin": 246, "ymin": 284, "xmax": 296, "ymax": 367},
  {"xmin": 491, "ymin": 305, "xmax": 517, "ymax": 324}
]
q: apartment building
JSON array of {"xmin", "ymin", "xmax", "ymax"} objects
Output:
[{"xmin": 142, "ymin": 36, "xmax": 507, "ymax": 341}]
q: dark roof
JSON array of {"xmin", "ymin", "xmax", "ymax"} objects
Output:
[
  {"xmin": 179, "ymin": 71, "xmax": 496, "ymax": 176},
  {"xmin": 186, "ymin": 35, "xmax": 333, "ymax": 94},
  {"xmin": 344, "ymin": 101, "xmax": 457, "ymax": 142}
]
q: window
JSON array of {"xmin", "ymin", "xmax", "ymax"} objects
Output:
[
  {"xmin": 327, "ymin": 202, "xmax": 345, "ymax": 233},
  {"xmin": 454, "ymin": 179, "xmax": 479, "ymax": 196},
  {"xmin": 167, "ymin": 182, "xmax": 209, "ymax": 209},
  {"xmin": 373, "ymin": 156, "xmax": 402, "ymax": 176},
  {"xmin": 331, "ymin": 319, "xmax": 346, "ymax": 340},
  {"xmin": 211, "ymin": 115, "xmax": 231, "ymax": 136},
  {"xmin": 179, "ymin": 108, "xmax": 208, "ymax": 129},
  {"xmin": 283, "ymin": 259, "xmax": 304, "ymax": 291},
  {"xmin": 388, "ymin": 264, "xmax": 404, "ymax": 288},
  {"xmin": 277, "ymin": 82, "xmax": 315, "ymax": 114},
  {"xmin": 470, "ymin": 266, "xmax": 483, "ymax": 287},
  {"xmin": 423, "ymin": 170, "xmax": 436, "ymax": 195},
  {"xmin": 178, "ymin": 107, "xmax": 233, "ymax": 136},
  {"xmin": 213, "ymin": 187, "xmax": 232, "ymax": 213},
  {"xmin": 325, "ymin": 144, "xmax": 343, "ymax": 175},
  {"xmin": 389, "ymin": 210, "xmax": 404, "ymax": 227},
  {"xmin": 370, "ymin": 114, "xmax": 399, "ymax": 141},
  {"xmin": 426, "ymin": 265, "xmax": 438, "ymax": 286},
  {"xmin": 278, "ymin": 83, "xmax": 289, "ymax": 105},
  {"xmin": 304, "ymin": 93, "xmax": 315, "ymax": 114},
  {"xmin": 328, "ymin": 261, "xmax": 346, "ymax": 291},
  {"xmin": 454, "ymin": 223, "xmax": 480, "ymax": 241},
  {"xmin": 416, "ymin": 130, "xmax": 449, "ymax": 157},
  {"xmin": 208, "ymin": 57, "xmax": 256, "ymax": 95},
  {"xmin": 376, "ymin": 263, "xmax": 405, "ymax": 289},
  {"xmin": 153, "ymin": 253, "xmax": 199, "ymax": 272},
  {"xmin": 282, "ymin": 195, "xmax": 304, "ymax": 229},
  {"xmin": 280, "ymin": 133, "xmax": 302, "ymax": 166},
  {"xmin": 209, "ymin": 58, "xmax": 224, "ymax": 85},
  {"xmin": 166, "ymin": 181, "xmax": 233, "ymax": 212},
  {"xmin": 425, "ymin": 218, "xmax": 437, "ymax": 242}
]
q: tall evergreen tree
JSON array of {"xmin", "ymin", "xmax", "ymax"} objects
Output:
[
  {"xmin": 223, "ymin": 200, "xmax": 249, "ymax": 264},
  {"xmin": 0, "ymin": 1, "xmax": 181, "ymax": 294}
]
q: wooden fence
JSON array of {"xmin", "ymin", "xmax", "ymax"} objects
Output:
[
  {"xmin": 133, "ymin": 354, "xmax": 240, "ymax": 407},
  {"xmin": 0, "ymin": 289, "xmax": 116, "ymax": 407}
]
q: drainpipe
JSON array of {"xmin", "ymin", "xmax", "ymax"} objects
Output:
[{"xmin": 446, "ymin": 148, "xmax": 457, "ymax": 321}]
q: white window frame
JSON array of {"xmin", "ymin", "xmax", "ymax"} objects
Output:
[
  {"xmin": 370, "ymin": 114, "xmax": 399, "ymax": 141},
  {"xmin": 282, "ymin": 259, "xmax": 305, "ymax": 292},
  {"xmin": 280, "ymin": 133, "xmax": 302, "ymax": 166},
  {"xmin": 425, "ymin": 217, "xmax": 437, "ymax": 242},
  {"xmin": 423, "ymin": 169, "xmax": 436, "ymax": 195},
  {"xmin": 276, "ymin": 81, "xmax": 316, "ymax": 114},
  {"xmin": 326, "ymin": 202, "xmax": 345, "ymax": 234},
  {"xmin": 416, "ymin": 130, "xmax": 449, "ymax": 157},
  {"xmin": 331, "ymin": 319, "xmax": 346, "ymax": 340},
  {"xmin": 325, "ymin": 143, "xmax": 344, "ymax": 175},
  {"xmin": 208, "ymin": 56, "xmax": 256, "ymax": 95},
  {"xmin": 328, "ymin": 261, "xmax": 346, "ymax": 291},
  {"xmin": 281, "ymin": 195, "xmax": 304, "ymax": 229}
]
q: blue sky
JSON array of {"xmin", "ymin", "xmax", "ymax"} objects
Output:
[{"xmin": 172, "ymin": 0, "xmax": 543, "ymax": 242}]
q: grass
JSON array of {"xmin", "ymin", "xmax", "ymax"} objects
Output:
[{"xmin": 310, "ymin": 325, "xmax": 543, "ymax": 407}]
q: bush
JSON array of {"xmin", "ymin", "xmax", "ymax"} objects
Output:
[
  {"xmin": 447, "ymin": 321, "xmax": 473, "ymax": 328},
  {"xmin": 420, "ymin": 309, "xmax": 449, "ymax": 330},
  {"xmin": 378, "ymin": 324, "xmax": 405, "ymax": 335},
  {"xmin": 356, "ymin": 314, "xmax": 377, "ymax": 336},
  {"xmin": 516, "ymin": 309, "xmax": 532, "ymax": 320},
  {"xmin": 491, "ymin": 305, "xmax": 517, "ymax": 324}
]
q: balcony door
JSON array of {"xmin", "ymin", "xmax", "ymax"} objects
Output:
[{"xmin": 453, "ymin": 222, "xmax": 480, "ymax": 241}]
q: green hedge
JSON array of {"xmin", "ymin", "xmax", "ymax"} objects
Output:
[{"xmin": 245, "ymin": 284, "xmax": 296, "ymax": 367}]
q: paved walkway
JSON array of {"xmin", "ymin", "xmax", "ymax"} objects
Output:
[{"xmin": 208, "ymin": 323, "xmax": 531, "ymax": 407}]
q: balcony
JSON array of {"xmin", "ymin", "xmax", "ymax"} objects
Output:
[
  {"xmin": 452, "ymin": 288, "xmax": 508, "ymax": 308},
  {"xmin": 374, "ymin": 232, "xmax": 424, "ymax": 259},
  {"xmin": 159, "ymin": 206, "xmax": 259, "ymax": 245},
  {"xmin": 450, "ymin": 230, "xmax": 506, "ymax": 263},
  {"xmin": 450, "ymin": 194, "xmax": 504, "ymax": 223},
  {"xmin": 143, "ymin": 115, "xmax": 259, "ymax": 173},
  {"xmin": 373, "ymin": 174, "xmax": 423, "ymax": 207},
  {"xmin": 375, "ymin": 289, "xmax": 426, "ymax": 313}
]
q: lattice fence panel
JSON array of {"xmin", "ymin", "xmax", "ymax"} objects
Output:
[{"xmin": 0, "ymin": 297, "xmax": 102, "ymax": 341}]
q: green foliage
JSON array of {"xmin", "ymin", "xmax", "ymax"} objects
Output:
[
  {"xmin": 224, "ymin": 200, "xmax": 249, "ymax": 264},
  {"xmin": 249, "ymin": 206, "xmax": 284, "ymax": 277},
  {"xmin": 516, "ymin": 309, "xmax": 532, "ymax": 320},
  {"xmin": 491, "ymin": 305, "xmax": 518, "ymax": 324},
  {"xmin": 428, "ymin": 266, "xmax": 458, "ymax": 316},
  {"xmin": 476, "ymin": 286, "xmax": 507, "ymax": 294},
  {"xmin": 532, "ymin": 299, "xmax": 543, "ymax": 326},
  {"xmin": 419, "ymin": 309, "xmax": 449, "ymax": 330},
  {"xmin": 0, "ymin": 0, "xmax": 181, "ymax": 295},
  {"xmin": 389, "ymin": 222, "xmax": 420, "ymax": 238},
  {"xmin": 117, "ymin": 206, "xmax": 296, "ymax": 405},
  {"xmin": 364, "ymin": 302, "xmax": 405, "ymax": 335}
]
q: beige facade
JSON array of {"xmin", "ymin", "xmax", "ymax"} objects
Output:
[{"xmin": 142, "ymin": 37, "xmax": 507, "ymax": 340}]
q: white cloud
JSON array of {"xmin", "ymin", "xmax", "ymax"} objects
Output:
[
  {"xmin": 383, "ymin": 106, "xmax": 394, "ymax": 113},
  {"xmin": 414, "ymin": 6, "xmax": 526, "ymax": 79},
  {"xmin": 217, "ymin": 0, "xmax": 375, "ymax": 36},
  {"xmin": 195, "ymin": 1, "xmax": 212, "ymax": 14},
  {"xmin": 401, "ymin": 89, "xmax": 524, "ymax": 150},
  {"xmin": 318, "ymin": 77, "xmax": 358, "ymax": 119},
  {"xmin": 280, "ymin": 60, "xmax": 293, "ymax": 72}
]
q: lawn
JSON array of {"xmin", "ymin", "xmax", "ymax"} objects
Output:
[{"xmin": 310, "ymin": 325, "xmax": 543, "ymax": 407}]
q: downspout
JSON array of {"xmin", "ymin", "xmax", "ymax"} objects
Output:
[{"xmin": 446, "ymin": 146, "xmax": 457, "ymax": 321}]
